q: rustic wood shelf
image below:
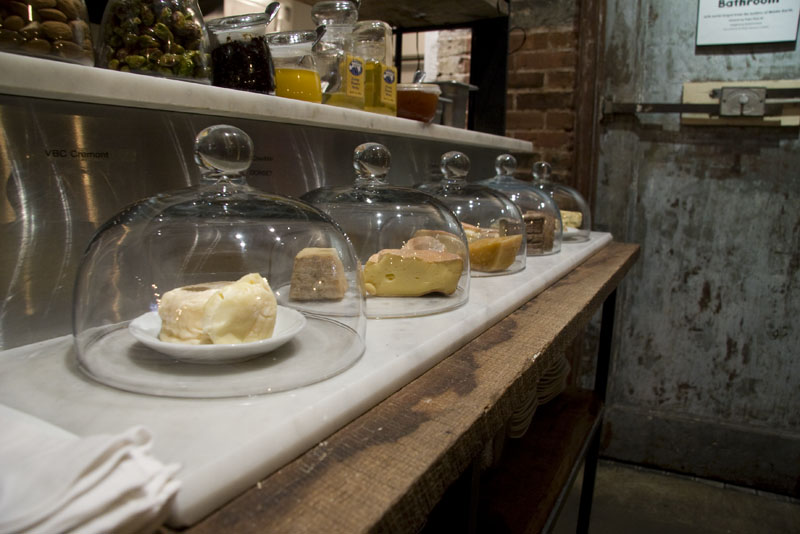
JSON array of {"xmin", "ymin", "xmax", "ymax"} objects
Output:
[{"xmin": 177, "ymin": 242, "xmax": 639, "ymax": 534}]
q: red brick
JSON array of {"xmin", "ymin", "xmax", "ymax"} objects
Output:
[
  {"xmin": 506, "ymin": 110, "xmax": 545, "ymax": 130},
  {"xmin": 546, "ymin": 70, "xmax": 576, "ymax": 90},
  {"xmin": 530, "ymin": 131, "xmax": 574, "ymax": 150},
  {"xmin": 548, "ymin": 30, "xmax": 578, "ymax": 49},
  {"xmin": 517, "ymin": 91, "xmax": 575, "ymax": 110},
  {"xmin": 509, "ymin": 31, "xmax": 549, "ymax": 52},
  {"xmin": 506, "ymin": 70, "xmax": 545, "ymax": 89},
  {"xmin": 513, "ymin": 50, "xmax": 576, "ymax": 70},
  {"xmin": 546, "ymin": 110, "xmax": 575, "ymax": 131}
]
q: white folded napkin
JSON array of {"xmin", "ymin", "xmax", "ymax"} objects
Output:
[{"xmin": 0, "ymin": 405, "xmax": 181, "ymax": 534}]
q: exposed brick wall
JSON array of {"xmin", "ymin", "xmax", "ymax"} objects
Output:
[{"xmin": 506, "ymin": 25, "xmax": 579, "ymax": 183}]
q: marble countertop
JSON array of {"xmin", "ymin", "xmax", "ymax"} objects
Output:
[
  {"xmin": 0, "ymin": 53, "xmax": 531, "ymax": 152},
  {"xmin": 0, "ymin": 233, "xmax": 611, "ymax": 527}
]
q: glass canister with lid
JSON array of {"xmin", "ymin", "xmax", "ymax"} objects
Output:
[
  {"xmin": 73, "ymin": 124, "xmax": 367, "ymax": 398},
  {"xmin": 311, "ymin": 0, "xmax": 365, "ymax": 110},
  {"xmin": 206, "ymin": 12, "xmax": 276, "ymax": 93},
  {"xmin": 478, "ymin": 154, "xmax": 563, "ymax": 256},
  {"xmin": 96, "ymin": 0, "xmax": 212, "ymax": 82},
  {"xmin": 302, "ymin": 142, "xmax": 471, "ymax": 319},
  {"xmin": 352, "ymin": 20, "xmax": 396, "ymax": 116},
  {"xmin": 420, "ymin": 151, "xmax": 527, "ymax": 277},
  {"xmin": 0, "ymin": 0, "xmax": 95, "ymax": 65},
  {"xmin": 266, "ymin": 30, "xmax": 322, "ymax": 103},
  {"xmin": 531, "ymin": 161, "xmax": 592, "ymax": 243}
]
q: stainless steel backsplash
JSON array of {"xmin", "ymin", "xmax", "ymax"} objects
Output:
[{"xmin": 0, "ymin": 94, "xmax": 514, "ymax": 349}]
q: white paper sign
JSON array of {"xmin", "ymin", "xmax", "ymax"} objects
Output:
[{"xmin": 696, "ymin": 0, "xmax": 800, "ymax": 45}]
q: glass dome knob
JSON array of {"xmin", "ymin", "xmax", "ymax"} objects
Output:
[
  {"xmin": 194, "ymin": 124, "xmax": 254, "ymax": 179},
  {"xmin": 353, "ymin": 142, "xmax": 391, "ymax": 185},
  {"xmin": 495, "ymin": 154, "xmax": 517, "ymax": 176},
  {"xmin": 532, "ymin": 161, "xmax": 553, "ymax": 182},
  {"xmin": 441, "ymin": 151, "xmax": 470, "ymax": 180}
]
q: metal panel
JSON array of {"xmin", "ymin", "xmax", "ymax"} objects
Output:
[{"xmin": 0, "ymin": 94, "xmax": 513, "ymax": 349}]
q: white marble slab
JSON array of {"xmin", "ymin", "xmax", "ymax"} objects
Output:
[
  {"xmin": 0, "ymin": 233, "xmax": 611, "ymax": 527},
  {"xmin": 0, "ymin": 53, "xmax": 531, "ymax": 152}
]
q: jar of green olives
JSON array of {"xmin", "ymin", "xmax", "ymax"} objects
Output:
[
  {"xmin": 0, "ymin": 0, "xmax": 95, "ymax": 66},
  {"xmin": 96, "ymin": 0, "xmax": 212, "ymax": 83}
]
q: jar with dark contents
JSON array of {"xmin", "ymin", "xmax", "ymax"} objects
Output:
[
  {"xmin": 96, "ymin": 0, "xmax": 212, "ymax": 83},
  {"xmin": 206, "ymin": 13, "xmax": 275, "ymax": 94},
  {"xmin": 0, "ymin": 0, "xmax": 95, "ymax": 66}
]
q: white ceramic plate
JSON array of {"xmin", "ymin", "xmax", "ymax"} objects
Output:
[{"xmin": 128, "ymin": 306, "xmax": 306, "ymax": 364}]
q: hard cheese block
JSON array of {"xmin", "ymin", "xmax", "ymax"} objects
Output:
[
  {"xmin": 469, "ymin": 235, "xmax": 523, "ymax": 272},
  {"xmin": 290, "ymin": 247, "xmax": 348, "ymax": 301},
  {"xmin": 364, "ymin": 248, "xmax": 462, "ymax": 297}
]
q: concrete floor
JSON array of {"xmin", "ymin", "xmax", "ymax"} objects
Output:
[{"xmin": 553, "ymin": 460, "xmax": 800, "ymax": 534}]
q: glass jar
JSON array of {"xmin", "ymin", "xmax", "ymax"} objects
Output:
[
  {"xmin": 531, "ymin": 161, "xmax": 591, "ymax": 243},
  {"xmin": 478, "ymin": 154, "xmax": 563, "ymax": 256},
  {"xmin": 302, "ymin": 142, "xmax": 471, "ymax": 319},
  {"xmin": 73, "ymin": 125, "xmax": 366, "ymax": 398},
  {"xmin": 352, "ymin": 20, "xmax": 396, "ymax": 116},
  {"xmin": 97, "ymin": 0, "xmax": 211, "ymax": 82},
  {"xmin": 419, "ymin": 151, "xmax": 527, "ymax": 277},
  {"xmin": 206, "ymin": 12, "xmax": 275, "ymax": 93},
  {"xmin": 311, "ymin": 0, "xmax": 365, "ymax": 110},
  {"xmin": 0, "ymin": 0, "xmax": 94, "ymax": 65},
  {"xmin": 266, "ymin": 30, "xmax": 322, "ymax": 103}
]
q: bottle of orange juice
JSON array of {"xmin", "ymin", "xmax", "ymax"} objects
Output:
[{"xmin": 267, "ymin": 30, "xmax": 323, "ymax": 103}]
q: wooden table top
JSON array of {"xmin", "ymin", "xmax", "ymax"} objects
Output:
[{"xmin": 178, "ymin": 242, "xmax": 640, "ymax": 534}]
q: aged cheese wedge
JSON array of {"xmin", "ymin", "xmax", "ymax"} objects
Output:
[
  {"xmin": 560, "ymin": 209, "xmax": 583, "ymax": 229},
  {"xmin": 404, "ymin": 229, "xmax": 467, "ymax": 259},
  {"xmin": 469, "ymin": 234, "xmax": 523, "ymax": 272},
  {"xmin": 363, "ymin": 248, "xmax": 463, "ymax": 297},
  {"xmin": 158, "ymin": 273, "xmax": 277, "ymax": 345},
  {"xmin": 290, "ymin": 247, "xmax": 348, "ymax": 301}
]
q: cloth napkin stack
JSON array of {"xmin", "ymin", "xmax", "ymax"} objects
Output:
[{"xmin": 0, "ymin": 405, "xmax": 180, "ymax": 534}]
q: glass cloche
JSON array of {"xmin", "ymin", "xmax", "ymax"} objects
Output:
[
  {"xmin": 531, "ymin": 161, "xmax": 591, "ymax": 243},
  {"xmin": 302, "ymin": 142, "xmax": 470, "ymax": 319},
  {"xmin": 73, "ymin": 125, "xmax": 366, "ymax": 398},
  {"xmin": 419, "ymin": 151, "xmax": 527, "ymax": 277},
  {"xmin": 478, "ymin": 154, "xmax": 562, "ymax": 256}
]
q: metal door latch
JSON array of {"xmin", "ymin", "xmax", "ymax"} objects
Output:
[{"xmin": 719, "ymin": 87, "xmax": 766, "ymax": 117}]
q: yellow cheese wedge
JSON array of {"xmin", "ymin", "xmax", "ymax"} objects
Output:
[
  {"xmin": 290, "ymin": 247, "xmax": 348, "ymax": 301},
  {"xmin": 560, "ymin": 210, "xmax": 583, "ymax": 229},
  {"xmin": 469, "ymin": 234, "xmax": 523, "ymax": 272},
  {"xmin": 363, "ymin": 248, "xmax": 463, "ymax": 297}
]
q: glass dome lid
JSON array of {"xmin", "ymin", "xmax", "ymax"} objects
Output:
[
  {"xmin": 301, "ymin": 142, "xmax": 470, "ymax": 319},
  {"xmin": 477, "ymin": 154, "xmax": 563, "ymax": 256},
  {"xmin": 72, "ymin": 125, "xmax": 366, "ymax": 398},
  {"xmin": 531, "ymin": 161, "xmax": 591, "ymax": 243},
  {"xmin": 418, "ymin": 151, "xmax": 527, "ymax": 277}
]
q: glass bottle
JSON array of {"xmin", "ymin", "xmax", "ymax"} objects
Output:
[
  {"xmin": 531, "ymin": 161, "xmax": 591, "ymax": 243},
  {"xmin": 311, "ymin": 0, "xmax": 365, "ymax": 110},
  {"xmin": 478, "ymin": 154, "xmax": 563, "ymax": 256},
  {"xmin": 266, "ymin": 30, "xmax": 322, "ymax": 103},
  {"xmin": 97, "ymin": 0, "xmax": 212, "ymax": 82},
  {"xmin": 353, "ymin": 20, "xmax": 396, "ymax": 116},
  {"xmin": 0, "ymin": 0, "xmax": 94, "ymax": 65}
]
